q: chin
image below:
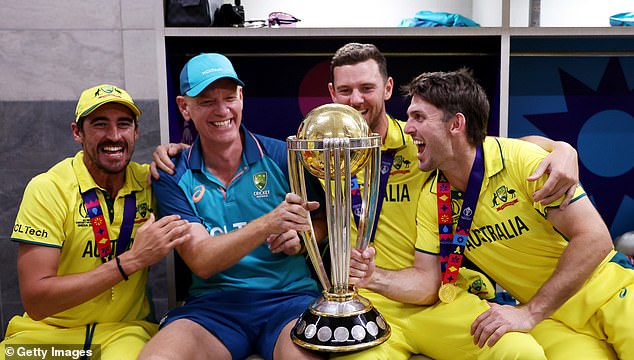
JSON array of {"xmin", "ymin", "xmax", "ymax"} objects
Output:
[{"xmin": 417, "ymin": 162, "xmax": 434, "ymax": 172}]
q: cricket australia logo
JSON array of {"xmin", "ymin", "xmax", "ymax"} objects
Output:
[
  {"xmin": 492, "ymin": 185, "xmax": 519, "ymax": 211},
  {"xmin": 253, "ymin": 172, "xmax": 270, "ymax": 198},
  {"xmin": 390, "ymin": 155, "xmax": 412, "ymax": 175},
  {"xmin": 137, "ymin": 203, "xmax": 148, "ymax": 218}
]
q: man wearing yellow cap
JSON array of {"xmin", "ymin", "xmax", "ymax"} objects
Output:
[{"xmin": 1, "ymin": 84, "xmax": 190, "ymax": 359}]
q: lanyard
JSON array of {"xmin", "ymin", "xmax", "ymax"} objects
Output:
[
  {"xmin": 351, "ymin": 150, "xmax": 395, "ymax": 244},
  {"xmin": 437, "ymin": 145, "xmax": 484, "ymax": 302},
  {"xmin": 81, "ymin": 189, "xmax": 136, "ymax": 262}
]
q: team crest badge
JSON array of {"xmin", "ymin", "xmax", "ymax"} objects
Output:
[
  {"xmin": 137, "ymin": 203, "xmax": 148, "ymax": 218},
  {"xmin": 492, "ymin": 185, "xmax": 519, "ymax": 211},
  {"xmin": 254, "ymin": 172, "xmax": 267, "ymax": 191}
]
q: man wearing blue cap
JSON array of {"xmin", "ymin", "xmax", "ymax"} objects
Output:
[{"xmin": 139, "ymin": 54, "xmax": 327, "ymax": 360}]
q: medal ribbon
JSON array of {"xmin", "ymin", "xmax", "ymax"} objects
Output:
[
  {"xmin": 351, "ymin": 150, "xmax": 395, "ymax": 244},
  {"xmin": 437, "ymin": 145, "xmax": 484, "ymax": 286},
  {"xmin": 81, "ymin": 189, "xmax": 136, "ymax": 262}
]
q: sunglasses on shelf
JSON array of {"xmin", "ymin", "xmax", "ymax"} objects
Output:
[{"xmin": 243, "ymin": 12, "xmax": 301, "ymax": 28}]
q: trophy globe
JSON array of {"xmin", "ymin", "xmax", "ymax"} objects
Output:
[{"xmin": 297, "ymin": 104, "xmax": 372, "ymax": 179}]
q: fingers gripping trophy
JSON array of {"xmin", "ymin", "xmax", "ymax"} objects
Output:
[{"xmin": 287, "ymin": 104, "xmax": 390, "ymax": 352}]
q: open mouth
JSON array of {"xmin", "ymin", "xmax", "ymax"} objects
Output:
[
  {"xmin": 413, "ymin": 139, "xmax": 426, "ymax": 154},
  {"xmin": 102, "ymin": 145, "xmax": 124, "ymax": 154},
  {"xmin": 212, "ymin": 119, "xmax": 231, "ymax": 127}
]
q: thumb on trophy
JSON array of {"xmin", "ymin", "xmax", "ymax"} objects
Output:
[
  {"xmin": 303, "ymin": 200, "xmax": 320, "ymax": 212},
  {"xmin": 349, "ymin": 247, "xmax": 377, "ymax": 288},
  {"xmin": 284, "ymin": 192, "xmax": 304, "ymax": 205}
]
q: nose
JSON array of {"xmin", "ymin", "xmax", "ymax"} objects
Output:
[
  {"xmin": 403, "ymin": 118, "xmax": 414, "ymax": 135},
  {"xmin": 349, "ymin": 89, "xmax": 364, "ymax": 106},
  {"xmin": 212, "ymin": 101, "xmax": 230, "ymax": 115},
  {"xmin": 105, "ymin": 122, "xmax": 123, "ymax": 140}
]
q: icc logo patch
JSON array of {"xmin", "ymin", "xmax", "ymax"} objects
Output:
[
  {"xmin": 76, "ymin": 201, "xmax": 91, "ymax": 228},
  {"xmin": 253, "ymin": 172, "xmax": 267, "ymax": 191},
  {"xmin": 79, "ymin": 201, "xmax": 89, "ymax": 219}
]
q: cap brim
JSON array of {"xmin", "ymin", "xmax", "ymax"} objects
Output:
[{"xmin": 185, "ymin": 76, "xmax": 245, "ymax": 97}]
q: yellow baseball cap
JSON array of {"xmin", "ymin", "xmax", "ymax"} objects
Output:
[{"xmin": 74, "ymin": 84, "xmax": 141, "ymax": 123}]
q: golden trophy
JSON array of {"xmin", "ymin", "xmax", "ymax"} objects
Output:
[{"xmin": 287, "ymin": 103, "xmax": 390, "ymax": 352}]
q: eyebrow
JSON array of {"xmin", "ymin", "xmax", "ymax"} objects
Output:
[{"xmin": 88, "ymin": 116, "xmax": 135, "ymax": 122}]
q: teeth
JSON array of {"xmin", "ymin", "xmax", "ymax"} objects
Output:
[
  {"xmin": 413, "ymin": 140, "xmax": 425, "ymax": 146},
  {"xmin": 103, "ymin": 146, "xmax": 122, "ymax": 152},
  {"xmin": 213, "ymin": 120, "xmax": 231, "ymax": 127}
]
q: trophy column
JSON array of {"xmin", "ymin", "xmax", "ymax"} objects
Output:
[{"xmin": 287, "ymin": 104, "xmax": 390, "ymax": 352}]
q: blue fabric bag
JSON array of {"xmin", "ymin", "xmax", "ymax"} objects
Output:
[
  {"xmin": 399, "ymin": 10, "xmax": 480, "ymax": 27},
  {"xmin": 610, "ymin": 12, "xmax": 634, "ymax": 26}
]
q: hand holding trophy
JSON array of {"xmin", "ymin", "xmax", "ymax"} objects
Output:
[{"xmin": 287, "ymin": 104, "xmax": 390, "ymax": 352}]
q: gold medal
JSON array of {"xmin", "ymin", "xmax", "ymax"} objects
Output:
[{"xmin": 438, "ymin": 283, "xmax": 457, "ymax": 303}]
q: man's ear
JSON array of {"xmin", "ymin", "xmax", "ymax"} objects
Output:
[
  {"xmin": 327, "ymin": 82, "xmax": 336, "ymax": 102},
  {"xmin": 383, "ymin": 76, "xmax": 394, "ymax": 101},
  {"xmin": 176, "ymin": 96, "xmax": 191, "ymax": 121},
  {"xmin": 451, "ymin": 113, "xmax": 467, "ymax": 133},
  {"xmin": 71, "ymin": 122, "xmax": 82, "ymax": 145}
]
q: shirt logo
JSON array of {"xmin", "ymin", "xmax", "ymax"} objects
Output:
[
  {"xmin": 492, "ymin": 185, "xmax": 519, "ymax": 211},
  {"xmin": 253, "ymin": 172, "xmax": 270, "ymax": 199},
  {"xmin": 390, "ymin": 155, "xmax": 411, "ymax": 175},
  {"xmin": 254, "ymin": 172, "xmax": 267, "ymax": 191},
  {"xmin": 137, "ymin": 203, "xmax": 148, "ymax": 218},
  {"xmin": 192, "ymin": 185, "xmax": 206, "ymax": 203}
]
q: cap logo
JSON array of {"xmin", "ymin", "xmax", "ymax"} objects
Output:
[
  {"xmin": 202, "ymin": 67, "xmax": 223, "ymax": 75},
  {"xmin": 94, "ymin": 85, "xmax": 122, "ymax": 98}
]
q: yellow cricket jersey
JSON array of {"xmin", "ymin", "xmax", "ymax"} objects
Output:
[
  {"xmin": 416, "ymin": 137, "xmax": 622, "ymax": 327},
  {"xmin": 339, "ymin": 116, "xmax": 431, "ymax": 270},
  {"xmin": 10, "ymin": 151, "xmax": 154, "ymax": 328}
]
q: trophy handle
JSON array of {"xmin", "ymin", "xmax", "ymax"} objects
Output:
[
  {"xmin": 355, "ymin": 145, "xmax": 381, "ymax": 251},
  {"xmin": 287, "ymin": 147, "xmax": 332, "ymax": 291}
]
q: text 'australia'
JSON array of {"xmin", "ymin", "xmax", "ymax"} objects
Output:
[{"xmin": 466, "ymin": 216, "xmax": 529, "ymax": 250}]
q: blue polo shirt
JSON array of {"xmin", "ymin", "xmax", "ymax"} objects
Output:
[{"xmin": 154, "ymin": 125, "xmax": 321, "ymax": 296}]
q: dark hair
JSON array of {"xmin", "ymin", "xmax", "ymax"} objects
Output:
[
  {"xmin": 401, "ymin": 68, "xmax": 489, "ymax": 146},
  {"xmin": 330, "ymin": 43, "xmax": 388, "ymax": 84}
]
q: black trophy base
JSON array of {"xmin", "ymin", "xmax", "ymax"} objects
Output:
[{"xmin": 291, "ymin": 293, "xmax": 391, "ymax": 352}]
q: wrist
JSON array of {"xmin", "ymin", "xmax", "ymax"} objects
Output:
[
  {"xmin": 115, "ymin": 256, "xmax": 129, "ymax": 281},
  {"xmin": 116, "ymin": 252, "xmax": 142, "ymax": 277},
  {"xmin": 524, "ymin": 302, "xmax": 549, "ymax": 325}
]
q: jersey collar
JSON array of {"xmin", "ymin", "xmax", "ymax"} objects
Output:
[
  {"xmin": 382, "ymin": 114, "xmax": 408, "ymax": 152},
  {"xmin": 427, "ymin": 137, "xmax": 504, "ymax": 194}
]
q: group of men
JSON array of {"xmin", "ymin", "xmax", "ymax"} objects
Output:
[{"xmin": 2, "ymin": 42, "xmax": 632, "ymax": 360}]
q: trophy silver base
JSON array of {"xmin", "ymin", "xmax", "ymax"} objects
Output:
[{"xmin": 291, "ymin": 291, "xmax": 391, "ymax": 352}]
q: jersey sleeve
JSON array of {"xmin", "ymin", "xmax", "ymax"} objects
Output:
[
  {"xmin": 501, "ymin": 138, "xmax": 586, "ymax": 217},
  {"xmin": 11, "ymin": 174, "xmax": 67, "ymax": 248},
  {"xmin": 415, "ymin": 175, "xmax": 441, "ymax": 254},
  {"xmin": 152, "ymin": 155, "xmax": 202, "ymax": 224}
]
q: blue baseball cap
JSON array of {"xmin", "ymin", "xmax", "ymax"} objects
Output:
[{"xmin": 179, "ymin": 53, "xmax": 245, "ymax": 96}]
